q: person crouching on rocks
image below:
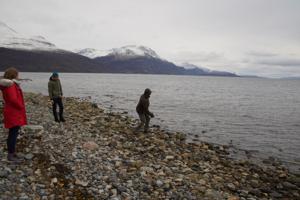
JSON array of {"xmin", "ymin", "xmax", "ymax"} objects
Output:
[
  {"xmin": 48, "ymin": 72, "xmax": 65, "ymax": 123},
  {"xmin": 136, "ymin": 88, "xmax": 154, "ymax": 133},
  {"xmin": 0, "ymin": 68, "xmax": 27, "ymax": 162}
]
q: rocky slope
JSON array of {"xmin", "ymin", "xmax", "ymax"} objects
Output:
[{"xmin": 0, "ymin": 93, "xmax": 299, "ymax": 199}]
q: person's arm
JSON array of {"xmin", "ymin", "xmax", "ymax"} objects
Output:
[
  {"xmin": 0, "ymin": 79, "xmax": 14, "ymax": 87},
  {"xmin": 48, "ymin": 82, "xmax": 53, "ymax": 99},
  {"xmin": 142, "ymin": 99, "xmax": 154, "ymax": 117},
  {"xmin": 59, "ymin": 80, "xmax": 63, "ymax": 97}
]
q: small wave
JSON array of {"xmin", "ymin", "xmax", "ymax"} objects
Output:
[{"xmin": 241, "ymin": 114, "xmax": 256, "ymax": 119}]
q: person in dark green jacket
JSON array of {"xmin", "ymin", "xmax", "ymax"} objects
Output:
[
  {"xmin": 135, "ymin": 88, "xmax": 154, "ymax": 133},
  {"xmin": 48, "ymin": 72, "xmax": 65, "ymax": 122}
]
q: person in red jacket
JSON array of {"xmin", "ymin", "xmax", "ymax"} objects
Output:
[{"xmin": 0, "ymin": 68, "xmax": 27, "ymax": 162}]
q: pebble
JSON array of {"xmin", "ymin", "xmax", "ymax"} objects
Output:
[
  {"xmin": 227, "ymin": 183, "xmax": 236, "ymax": 191},
  {"xmin": 75, "ymin": 179, "xmax": 89, "ymax": 187},
  {"xmin": 156, "ymin": 180, "xmax": 164, "ymax": 187},
  {"xmin": 282, "ymin": 181, "xmax": 298, "ymax": 190},
  {"xmin": 0, "ymin": 170, "xmax": 10, "ymax": 178},
  {"xmin": 24, "ymin": 153, "xmax": 34, "ymax": 160}
]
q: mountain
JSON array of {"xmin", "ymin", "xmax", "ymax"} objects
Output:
[
  {"xmin": 281, "ymin": 77, "xmax": 300, "ymax": 80},
  {"xmin": 76, "ymin": 46, "xmax": 238, "ymax": 76},
  {"xmin": 179, "ymin": 62, "xmax": 237, "ymax": 76},
  {"xmin": 181, "ymin": 62, "xmax": 209, "ymax": 71},
  {"xmin": 79, "ymin": 45, "xmax": 183, "ymax": 74},
  {"xmin": 0, "ymin": 21, "xmax": 104, "ymax": 72},
  {"xmin": 75, "ymin": 48, "xmax": 110, "ymax": 59},
  {"xmin": 0, "ymin": 21, "xmax": 57, "ymax": 51},
  {"xmin": 75, "ymin": 45, "xmax": 161, "ymax": 60},
  {"xmin": 94, "ymin": 55, "xmax": 184, "ymax": 74},
  {"xmin": 0, "ymin": 21, "xmax": 237, "ymax": 76},
  {"xmin": 0, "ymin": 47, "xmax": 103, "ymax": 72}
]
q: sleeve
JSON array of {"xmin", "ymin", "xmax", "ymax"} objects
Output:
[
  {"xmin": 4, "ymin": 86, "xmax": 24, "ymax": 110},
  {"xmin": 48, "ymin": 82, "xmax": 53, "ymax": 99},
  {"xmin": 59, "ymin": 80, "xmax": 63, "ymax": 96},
  {"xmin": 142, "ymin": 98, "xmax": 151, "ymax": 115},
  {"xmin": 0, "ymin": 79, "xmax": 13, "ymax": 87}
]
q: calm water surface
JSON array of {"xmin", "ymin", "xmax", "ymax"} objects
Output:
[{"xmin": 20, "ymin": 73, "xmax": 300, "ymax": 172}]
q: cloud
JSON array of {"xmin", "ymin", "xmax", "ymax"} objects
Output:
[
  {"xmin": 243, "ymin": 51, "xmax": 300, "ymax": 67},
  {"xmin": 255, "ymin": 58, "xmax": 300, "ymax": 67},
  {"xmin": 246, "ymin": 51, "xmax": 278, "ymax": 57},
  {"xmin": 168, "ymin": 51, "xmax": 225, "ymax": 63},
  {"xmin": 237, "ymin": 51, "xmax": 300, "ymax": 77}
]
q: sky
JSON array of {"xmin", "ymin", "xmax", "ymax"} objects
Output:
[{"xmin": 0, "ymin": 0, "xmax": 300, "ymax": 78}]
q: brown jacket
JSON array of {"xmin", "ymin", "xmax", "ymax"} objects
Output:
[{"xmin": 136, "ymin": 94, "xmax": 151, "ymax": 115}]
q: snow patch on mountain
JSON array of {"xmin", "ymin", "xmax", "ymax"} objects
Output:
[
  {"xmin": 0, "ymin": 21, "xmax": 58, "ymax": 51},
  {"xmin": 110, "ymin": 45, "xmax": 160, "ymax": 59},
  {"xmin": 76, "ymin": 45, "xmax": 161, "ymax": 60},
  {"xmin": 75, "ymin": 48, "xmax": 111, "ymax": 59}
]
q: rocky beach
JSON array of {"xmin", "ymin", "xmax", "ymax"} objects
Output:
[{"xmin": 0, "ymin": 93, "xmax": 299, "ymax": 200}]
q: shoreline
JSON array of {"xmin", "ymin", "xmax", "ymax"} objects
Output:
[
  {"xmin": 69, "ymin": 94, "xmax": 300, "ymax": 174},
  {"xmin": 0, "ymin": 92, "xmax": 299, "ymax": 199}
]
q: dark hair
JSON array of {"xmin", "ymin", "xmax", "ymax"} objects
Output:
[{"xmin": 4, "ymin": 67, "xmax": 19, "ymax": 80}]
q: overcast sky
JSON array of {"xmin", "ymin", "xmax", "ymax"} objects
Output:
[{"xmin": 0, "ymin": 0, "xmax": 300, "ymax": 77}]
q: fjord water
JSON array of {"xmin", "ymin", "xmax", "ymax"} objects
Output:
[{"xmin": 21, "ymin": 73, "xmax": 300, "ymax": 171}]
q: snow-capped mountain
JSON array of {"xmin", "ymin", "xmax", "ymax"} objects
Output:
[
  {"xmin": 75, "ymin": 48, "xmax": 111, "ymax": 59},
  {"xmin": 76, "ymin": 45, "xmax": 161, "ymax": 60},
  {"xmin": 0, "ymin": 21, "xmax": 238, "ymax": 76},
  {"xmin": 110, "ymin": 45, "xmax": 160, "ymax": 59},
  {"xmin": 75, "ymin": 46, "xmax": 237, "ymax": 76},
  {"xmin": 0, "ymin": 22, "xmax": 105, "ymax": 72},
  {"xmin": 0, "ymin": 21, "xmax": 57, "ymax": 51}
]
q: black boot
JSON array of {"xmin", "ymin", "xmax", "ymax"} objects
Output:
[
  {"xmin": 59, "ymin": 110, "xmax": 65, "ymax": 122},
  {"xmin": 53, "ymin": 112, "xmax": 60, "ymax": 122},
  {"xmin": 7, "ymin": 153, "xmax": 22, "ymax": 163},
  {"xmin": 59, "ymin": 106, "xmax": 65, "ymax": 122},
  {"xmin": 60, "ymin": 116, "xmax": 65, "ymax": 122}
]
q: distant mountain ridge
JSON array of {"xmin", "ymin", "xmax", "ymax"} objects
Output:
[
  {"xmin": 0, "ymin": 21, "xmax": 238, "ymax": 77},
  {"xmin": 75, "ymin": 46, "xmax": 237, "ymax": 76},
  {"xmin": 75, "ymin": 45, "xmax": 160, "ymax": 59}
]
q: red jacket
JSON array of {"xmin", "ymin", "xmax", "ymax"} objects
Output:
[{"xmin": 0, "ymin": 82, "xmax": 27, "ymax": 129}]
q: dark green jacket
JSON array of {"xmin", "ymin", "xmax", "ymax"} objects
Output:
[
  {"xmin": 136, "ymin": 94, "xmax": 151, "ymax": 115},
  {"xmin": 48, "ymin": 78, "xmax": 63, "ymax": 99}
]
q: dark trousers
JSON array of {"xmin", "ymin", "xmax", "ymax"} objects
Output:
[
  {"xmin": 137, "ymin": 113, "xmax": 150, "ymax": 131},
  {"xmin": 52, "ymin": 97, "xmax": 64, "ymax": 121},
  {"xmin": 7, "ymin": 126, "xmax": 20, "ymax": 154}
]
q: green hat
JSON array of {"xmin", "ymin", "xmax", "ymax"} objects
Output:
[{"xmin": 52, "ymin": 72, "xmax": 59, "ymax": 77}]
